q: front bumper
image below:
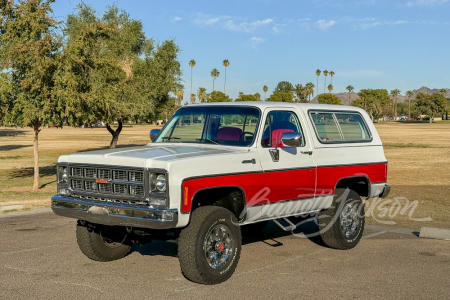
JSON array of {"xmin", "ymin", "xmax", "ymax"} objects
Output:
[
  {"xmin": 51, "ymin": 196, "xmax": 178, "ymax": 229},
  {"xmin": 379, "ymin": 184, "xmax": 390, "ymax": 199}
]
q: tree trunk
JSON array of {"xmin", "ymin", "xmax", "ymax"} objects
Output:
[
  {"xmin": 224, "ymin": 68, "xmax": 226, "ymax": 93},
  {"xmin": 33, "ymin": 121, "xmax": 41, "ymax": 190},
  {"xmin": 106, "ymin": 120, "xmax": 123, "ymax": 149},
  {"xmin": 429, "ymin": 116, "xmax": 432, "ymax": 124}
]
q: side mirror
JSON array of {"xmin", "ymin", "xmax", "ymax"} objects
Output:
[
  {"xmin": 281, "ymin": 132, "xmax": 302, "ymax": 147},
  {"xmin": 150, "ymin": 129, "xmax": 160, "ymax": 142}
]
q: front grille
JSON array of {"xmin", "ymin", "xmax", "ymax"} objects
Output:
[{"xmin": 68, "ymin": 166, "xmax": 146, "ymax": 204}]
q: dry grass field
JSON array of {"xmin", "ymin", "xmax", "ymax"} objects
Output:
[{"xmin": 1, "ymin": 122, "xmax": 449, "ymax": 229}]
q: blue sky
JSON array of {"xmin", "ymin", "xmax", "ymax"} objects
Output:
[{"xmin": 51, "ymin": 0, "xmax": 450, "ymax": 100}]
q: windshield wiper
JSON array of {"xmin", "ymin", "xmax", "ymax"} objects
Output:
[{"xmin": 196, "ymin": 138, "xmax": 219, "ymax": 145}]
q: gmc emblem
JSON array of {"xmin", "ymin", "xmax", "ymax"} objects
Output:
[{"xmin": 96, "ymin": 178, "xmax": 109, "ymax": 184}]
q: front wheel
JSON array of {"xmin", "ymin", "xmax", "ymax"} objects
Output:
[
  {"xmin": 76, "ymin": 223, "xmax": 131, "ymax": 261},
  {"xmin": 318, "ymin": 188, "xmax": 365, "ymax": 250},
  {"xmin": 178, "ymin": 206, "xmax": 242, "ymax": 284}
]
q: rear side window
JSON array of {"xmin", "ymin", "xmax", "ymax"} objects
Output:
[{"xmin": 310, "ymin": 111, "xmax": 371, "ymax": 143}]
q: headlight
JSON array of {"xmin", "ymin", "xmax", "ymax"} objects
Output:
[
  {"xmin": 150, "ymin": 173, "xmax": 167, "ymax": 192},
  {"xmin": 58, "ymin": 166, "xmax": 68, "ymax": 183}
]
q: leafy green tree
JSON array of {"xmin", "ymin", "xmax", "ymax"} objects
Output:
[
  {"xmin": 323, "ymin": 70, "xmax": 329, "ymax": 93},
  {"xmin": 0, "ymin": 73, "xmax": 12, "ymax": 126},
  {"xmin": 358, "ymin": 89, "xmax": 392, "ymax": 120},
  {"xmin": 327, "ymin": 84, "xmax": 333, "ymax": 93},
  {"xmin": 414, "ymin": 92, "xmax": 447, "ymax": 123},
  {"xmin": 208, "ymin": 91, "xmax": 231, "ymax": 102},
  {"xmin": 406, "ymin": 90, "xmax": 414, "ymax": 118},
  {"xmin": 58, "ymin": 4, "xmax": 182, "ymax": 148},
  {"xmin": 236, "ymin": 94, "xmax": 259, "ymax": 101},
  {"xmin": 330, "ymin": 71, "xmax": 335, "ymax": 84},
  {"xmin": 267, "ymin": 92, "xmax": 294, "ymax": 103},
  {"xmin": 254, "ymin": 92, "xmax": 261, "ymax": 101},
  {"xmin": 316, "ymin": 69, "xmax": 321, "ymax": 95},
  {"xmin": 294, "ymin": 84, "xmax": 304, "ymax": 102},
  {"xmin": 263, "ymin": 85, "xmax": 268, "ymax": 100},
  {"xmin": 238, "ymin": 92, "xmax": 243, "ymax": 99},
  {"xmin": 305, "ymin": 82, "xmax": 315, "ymax": 102},
  {"xmin": 317, "ymin": 93, "xmax": 341, "ymax": 105},
  {"xmin": 197, "ymin": 87, "xmax": 207, "ymax": 103},
  {"xmin": 0, "ymin": 0, "xmax": 62, "ymax": 190},
  {"xmin": 189, "ymin": 59, "xmax": 196, "ymax": 96},
  {"xmin": 390, "ymin": 89, "xmax": 401, "ymax": 120},
  {"xmin": 223, "ymin": 59, "xmax": 229, "ymax": 93},
  {"xmin": 274, "ymin": 81, "xmax": 294, "ymax": 93},
  {"xmin": 346, "ymin": 85, "xmax": 354, "ymax": 104},
  {"xmin": 211, "ymin": 68, "xmax": 220, "ymax": 91}
]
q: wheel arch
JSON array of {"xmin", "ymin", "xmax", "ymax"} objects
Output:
[{"xmin": 334, "ymin": 175, "xmax": 371, "ymax": 198}]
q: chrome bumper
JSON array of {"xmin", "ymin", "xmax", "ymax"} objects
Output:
[
  {"xmin": 379, "ymin": 185, "xmax": 390, "ymax": 199},
  {"xmin": 51, "ymin": 196, "xmax": 178, "ymax": 229}
]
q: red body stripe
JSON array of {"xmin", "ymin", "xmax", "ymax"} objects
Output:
[{"xmin": 181, "ymin": 163, "xmax": 387, "ymax": 213}]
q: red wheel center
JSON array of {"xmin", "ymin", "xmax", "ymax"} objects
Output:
[{"xmin": 218, "ymin": 243, "xmax": 224, "ymax": 251}]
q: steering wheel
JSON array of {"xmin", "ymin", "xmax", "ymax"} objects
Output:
[{"xmin": 239, "ymin": 131, "xmax": 254, "ymax": 141}]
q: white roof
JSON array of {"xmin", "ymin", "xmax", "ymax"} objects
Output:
[{"xmin": 192, "ymin": 101, "xmax": 366, "ymax": 114}]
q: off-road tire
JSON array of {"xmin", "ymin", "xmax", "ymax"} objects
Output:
[
  {"xmin": 318, "ymin": 188, "xmax": 365, "ymax": 250},
  {"xmin": 178, "ymin": 206, "xmax": 242, "ymax": 285},
  {"xmin": 240, "ymin": 221, "xmax": 268, "ymax": 237},
  {"xmin": 76, "ymin": 223, "xmax": 131, "ymax": 262}
]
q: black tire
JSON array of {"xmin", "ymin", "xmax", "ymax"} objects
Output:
[
  {"xmin": 318, "ymin": 188, "xmax": 365, "ymax": 250},
  {"xmin": 240, "ymin": 221, "xmax": 268, "ymax": 237},
  {"xmin": 178, "ymin": 206, "xmax": 242, "ymax": 285},
  {"xmin": 76, "ymin": 223, "xmax": 131, "ymax": 262}
]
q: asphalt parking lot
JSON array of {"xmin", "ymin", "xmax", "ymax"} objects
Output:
[{"xmin": 1, "ymin": 210, "xmax": 449, "ymax": 300}]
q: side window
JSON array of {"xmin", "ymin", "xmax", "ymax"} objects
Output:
[
  {"xmin": 310, "ymin": 111, "xmax": 371, "ymax": 142},
  {"xmin": 261, "ymin": 111, "xmax": 305, "ymax": 148}
]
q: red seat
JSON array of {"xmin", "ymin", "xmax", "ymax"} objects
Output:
[
  {"xmin": 272, "ymin": 129, "xmax": 294, "ymax": 147},
  {"xmin": 217, "ymin": 127, "xmax": 243, "ymax": 141}
]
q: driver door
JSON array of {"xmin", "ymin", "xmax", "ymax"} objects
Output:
[{"xmin": 255, "ymin": 108, "xmax": 316, "ymax": 219}]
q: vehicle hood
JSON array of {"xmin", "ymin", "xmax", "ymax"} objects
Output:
[{"xmin": 58, "ymin": 143, "xmax": 248, "ymax": 168}]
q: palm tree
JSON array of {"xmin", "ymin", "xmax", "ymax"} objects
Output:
[
  {"xmin": 184, "ymin": 101, "xmax": 189, "ymax": 106},
  {"xmin": 175, "ymin": 90, "xmax": 184, "ymax": 106},
  {"xmin": 188, "ymin": 60, "xmax": 196, "ymax": 97},
  {"xmin": 305, "ymin": 82, "xmax": 315, "ymax": 102},
  {"xmin": 223, "ymin": 59, "xmax": 230, "ymax": 93},
  {"xmin": 316, "ymin": 69, "xmax": 321, "ymax": 95},
  {"xmin": 346, "ymin": 85, "xmax": 354, "ymax": 104},
  {"xmin": 406, "ymin": 90, "xmax": 413, "ymax": 119},
  {"xmin": 263, "ymin": 85, "xmax": 268, "ymax": 100},
  {"xmin": 323, "ymin": 70, "xmax": 329, "ymax": 93},
  {"xmin": 390, "ymin": 89, "xmax": 401, "ymax": 120},
  {"xmin": 198, "ymin": 87, "xmax": 207, "ymax": 103},
  {"xmin": 190, "ymin": 93, "xmax": 196, "ymax": 104},
  {"xmin": 327, "ymin": 84, "xmax": 333, "ymax": 94},
  {"xmin": 330, "ymin": 71, "xmax": 335, "ymax": 84},
  {"xmin": 302, "ymin": 89, "xmax": 308, "ymax": 102},
  {"xmin": 211, "ymin": 68, "xmax": 220, "ymax": 91}
]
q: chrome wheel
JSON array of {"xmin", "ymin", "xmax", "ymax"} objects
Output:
[
  {"xmin": 340, "ymin": 202, "xmax": 360, "ymax": 239},
  {"xmin": 203, "ymin": 224, "xmax": 234, "ymax": 269}
]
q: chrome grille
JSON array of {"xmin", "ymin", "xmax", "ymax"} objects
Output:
[
  {"xmin": 72, "ymin": 179, "xmax": 83, "ymax": 190},
  {"xmin": 114, "ymin": 184, "xmax": 127, "ymax": 194},
  {"xmin": 113, "ymin": 170, "xmax": 127, "ymax": 181},
  {"xmin": 67, "ymin": 166, "xmax": 146, "ymax": 205},
  {"xmin": 129, "ymin": 171, "xmax": 143, "ymax": 182}
]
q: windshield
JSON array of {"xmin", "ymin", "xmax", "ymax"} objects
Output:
[{"xmin": 154, "ymin": 106, "xmax": 261, "ymax": 146}]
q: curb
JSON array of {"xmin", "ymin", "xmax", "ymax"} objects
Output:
[
  {"xmin": 0, "ymin": 208, "xmax": 52, "ymax": 218},
  {"xmin": 0, "ymin": 204, "xmax": 25, "ymax": 212},
  {"xmin": 419, "ymin": 227, "xmax": 450, "ymax": 240}
]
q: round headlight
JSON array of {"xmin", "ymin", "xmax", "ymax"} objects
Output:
[{"xmin": 155, "ymin": 174, "xmax": 166, "ymax": 192}]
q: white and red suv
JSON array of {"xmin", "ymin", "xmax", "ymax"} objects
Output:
[{"xmin": 52, "ymin": 102, "xmax": 390, "ymax": 284}]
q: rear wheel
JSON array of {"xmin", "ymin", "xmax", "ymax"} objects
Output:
[
  {"xmin": 318, "ymin": 188, "xmax": 365, "ymax": 250},
  {"xmin": 178, "ymin": 206, "xmax": 241, "ymax": 284},
  {"xmin": 76, "ymin": 222, "xmax": 131, "ymax": 261}
]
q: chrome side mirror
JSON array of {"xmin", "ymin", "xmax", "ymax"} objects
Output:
[
  {"xmin": 281, "ymin": 132, "xmax": 302, "ymax": 147},
  {"xmin": 150, "ymin": 129, "xmax": 160, "ymax": 142}
]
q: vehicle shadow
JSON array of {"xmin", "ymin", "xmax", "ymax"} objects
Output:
[
  {"xmin": 130, "ymin": 219, "xmax": 328, "ymax": 258},
  {"xmin": 0, "ymin": 145, "xmax": 31, "ymax": 151}
]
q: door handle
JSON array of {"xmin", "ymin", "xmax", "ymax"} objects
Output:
[
  {"xmin": 301, "ymin": 151, "xmax": 313, "ymax": 155},
  {"xmin": 242, "ymin": 159, "xmax": 256, "ymax": 164}
]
